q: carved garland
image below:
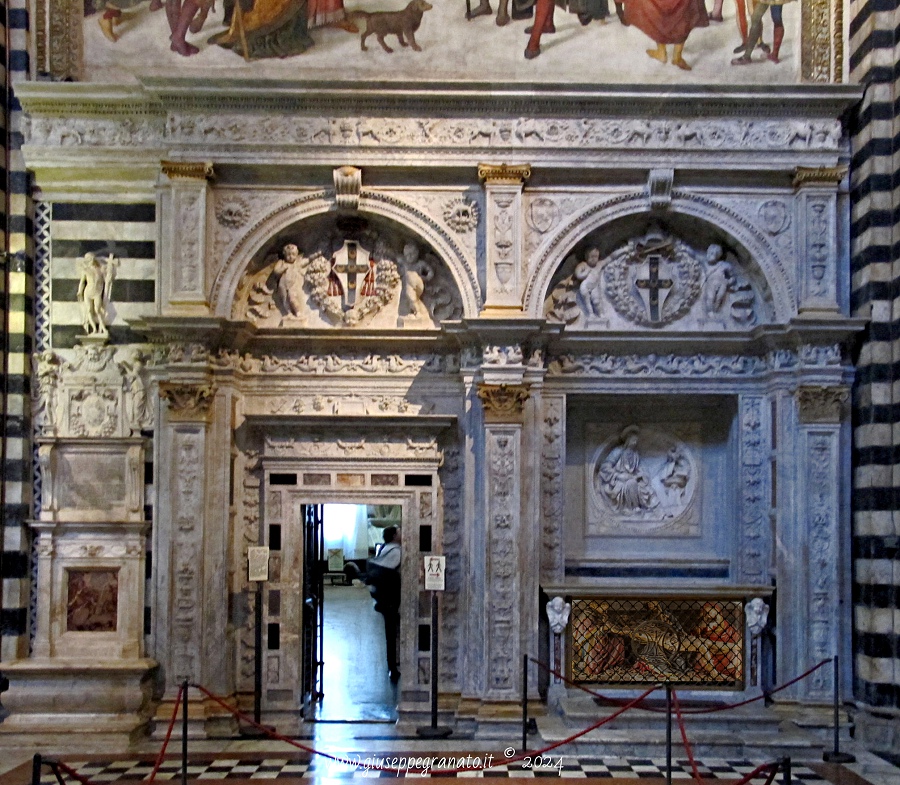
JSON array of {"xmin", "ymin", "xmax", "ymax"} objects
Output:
[{"xmin": 305, "ymin": 253, "xmax": 401, "ymax": 326}]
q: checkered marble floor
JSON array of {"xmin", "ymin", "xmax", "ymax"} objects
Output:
[{"xmin": 38, "ymin": 757, "xmax": 827, "ymax": 781}]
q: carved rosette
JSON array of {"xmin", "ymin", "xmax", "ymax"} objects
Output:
[
  {"xmin": 159, "ymin": 382, "xmax": 216, "ymax": 422},
  {"xmin": 477, "ymin": 384, "xmax": 530, "ymax": 424},
  {"xmin": 797, "ymin": 386, "xmax": 849, "ymax": 424}
]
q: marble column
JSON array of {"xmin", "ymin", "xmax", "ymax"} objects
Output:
[
  {"xmin": 478, "ymin": 163, "xmax": 531, "ymax": 314},
  {"xmin": 793, "ymin": 166, "xmax": 846, "ymax": 317},
  {"xmin": 477, "ymin": 382, "xmax": 530, "ymax": 702},
  {"xmin": 788, "ymin": 384, "xmax": 851, "ymax": 702},
  {"xmin": 158, "ymin": 161, "xmax": 214, "ymax": 316}
]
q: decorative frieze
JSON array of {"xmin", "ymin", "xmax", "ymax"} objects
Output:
[
  {"xmin": 159, "ymin": 383, "xmax": 216, "ymax": 422},
  {"xmin": 797, "ymin": 385, "xmax": 849, "ymax": 424},
  {"xmin": 262, "ymin": 434, "xmax": 442, "ymax": 462},
  {"xmin": 477, "ymin": 384, "xmax": 530, "ymax": 424}
]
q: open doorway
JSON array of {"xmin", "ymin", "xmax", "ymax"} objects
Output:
[{"xmin": 316, "ymin": 503, "xmax": 401, "ymax": 722}]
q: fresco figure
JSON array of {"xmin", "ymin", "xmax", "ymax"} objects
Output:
[
  {"xmin": 209, "ymin": 0, "xmax": 316, "ymax": 57},
  {"xmin": 90, "ymin": 0, "xmax": 163, "ymax": 42},
  {"xmin": 732, "ymin": 0, "xmax": 792, "ymax": 64},
  {"xmin": 622, "ymin": 0, "xmax": 709, "ymax": 69}
]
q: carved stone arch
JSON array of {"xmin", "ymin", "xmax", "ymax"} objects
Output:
[
  {"xmin": 211, "ymin": 192, "xmax": 480, "ymax": 320},
  {"xmin": 522, "ymin": 190, "xmax": 794, "ymax": 323}
]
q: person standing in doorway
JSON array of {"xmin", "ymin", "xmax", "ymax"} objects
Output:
[{"xmin": 367, "ymin": 527, "xmax": 402, "ymax": 683}]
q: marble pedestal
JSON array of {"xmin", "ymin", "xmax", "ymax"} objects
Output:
[{"xmin": 0, "ymin": 658, "xmax": 159, "ymax": 743}]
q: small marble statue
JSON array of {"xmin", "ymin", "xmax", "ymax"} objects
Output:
[
  {"xmin": 77, "ymin": 252, "xmax": 118, "ymax": 336},
  {"xmin": 33, "ymin": 349, "xmax": 61, "ymax": 434},
  {"xmin": 745, "ymin": 597, "xmax": 769, "ymax": 637},
  {"xmin": 546, "ymin": 596, "xmax": 571, "ymax": 635}
]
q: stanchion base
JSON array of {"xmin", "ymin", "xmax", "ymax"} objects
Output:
[
  {"xmin": 239, "ymin": 724, "xmax": 276, "ymax": 738},
  {"xmin": 823, "ymin": 752, "xmax": 856, "ymax": 764},
  {"xmin": 416, "ymin": 725, "xmax": 453, "ymax": 738}
]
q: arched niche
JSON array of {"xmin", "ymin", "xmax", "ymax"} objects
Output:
[
  {"xmin": 523, "ymin": 192, "xmax": 794, "ymax": 327},
  {"xmin": 211, "ymin": 196, "xmax": 477, "ymax": 326}
]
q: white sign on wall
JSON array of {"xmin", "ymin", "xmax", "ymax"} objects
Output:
[
  {"xmin": 248, "ymin": 546, "xmax": 270, "ymax": 582},
  {"xmin": 424, "ymin": 555, "xmax": 446, "ymax": 591}
]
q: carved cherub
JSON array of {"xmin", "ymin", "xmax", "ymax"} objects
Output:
[{"xmin": 546, "ymin": 596, "xmax": 571, "ymax": 634}]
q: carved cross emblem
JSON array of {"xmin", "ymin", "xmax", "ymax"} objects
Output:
[
  {"xmin": 331, "ymin": 241, "xmax": 374, "ymax": 309},
  {"xmin": 634, "ymin": 247, "xmax": 673, "ymax": 322}
]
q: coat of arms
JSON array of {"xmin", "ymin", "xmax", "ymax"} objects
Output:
[{"xmin": 603, "ymin": 229, "xmax": 703, "ymax": 327}]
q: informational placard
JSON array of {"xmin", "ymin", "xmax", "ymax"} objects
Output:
[
  {"xmin": 248, "ymin": 546, "xmax": 270, "ymax": 582},
  {"xmin": 424, "ymin": 555, "xmax": 446, "ymax": 591}
]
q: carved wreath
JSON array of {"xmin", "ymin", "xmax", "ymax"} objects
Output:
[{"xmin": 306, "ymin": 253, "xmax": 401, "ymax": 326}]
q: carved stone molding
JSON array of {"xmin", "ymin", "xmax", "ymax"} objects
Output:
[
  {"xmin": 333, "ymin": 166, "xmax": 363, "ymax": 209},
  {"xmin": 797, "ymin": 385, "xmax": 849, "ymax": 424},
  {"xmin": 477, "ymin": 384, "xmax": 530, "ymax": 424},
  {"xmin": 793, "ymin": 166, "xmax": 847, "ymax": 189},
  {"xmin": 648, "ymin": 168, "xmax": 674, "ymax": 210},
  {"xmin": 478, "ymin": 163, "xmax": 532, "ymax": 186},
  {"xmin": 158, "ymin": 383, "xmax": 216, "ymax": 422},
  {"xmin": 161, "ymin": 161, "xmax": 215, "ymax": 181}
]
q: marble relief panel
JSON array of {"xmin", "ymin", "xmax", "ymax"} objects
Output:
[{"xmin": 66, "ymin": 569, "xmax": 119, "ymax": 632}]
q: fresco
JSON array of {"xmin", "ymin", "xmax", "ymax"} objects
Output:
[
  {"xmin": 66, "ymin": 569, "xmax": 119, "ymax": 632},
  {"xmin": 76, "ymin": 0, "xmax": 814, "ymax": 83},
  {"xmin": 571, "ymin": 597, "xmax": 744, "ymax": 687}
]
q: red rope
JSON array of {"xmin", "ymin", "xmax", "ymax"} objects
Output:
[
  {"xmin": 531, "ymin": 657, "xmax": 831, "ymax": 715},
  {"xmin": 147, "ymin": 681, "xmax": 184, "ymax": 783},
  {"xmin": 194, "ymin": 681, "xmax": 660, "ymax": 775},
  {"xmin": 48, "ymin": 761, "xmax": 100, "ymax": 785},
  {"xmin": 672, "ymin": 689, "xmax": 702, "ymax": 785},
  {"xmin": 733, "ymin": 761, "xmax": 781, "ymax": 785}
]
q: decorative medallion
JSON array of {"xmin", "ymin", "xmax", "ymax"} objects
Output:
[
  {"xmin": 758, "ymin": 200, "xmax": 791, "ymax": 235},
  {"xmin": 603, "ymin": 229, "xmax": 703, "ymax": 327},
  {"xmin": 443, "ymin": 198, "xmax": 480, "ymax": 233}
]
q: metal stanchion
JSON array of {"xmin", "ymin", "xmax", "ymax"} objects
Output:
[
  {"xmin": 665, "ymin": 685, "xmax": 672, "ymax": 785},
  {"xmin": 782, "ymin": 756, "xmax": 791, "ymax": 785},
  {"xmin": 31, "ymin": 754, "xmax": 42, "ymax": 785},
  {"xmin": 522, "ymin": 654, "xmax": 528, "ymax": 752},
  {"xmin": 416, "ymin": 590, "xmax": 452, "ymax": 738},
  {"xmin": 823, "ymin": 655, "xmax": 855, "ymax": 763},
  {"xmin": 182, "ymin": 680, "xmax": 189, "ymax": 785}
]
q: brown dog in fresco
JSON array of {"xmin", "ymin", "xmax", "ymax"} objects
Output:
[{"xmin": 349, "ymin": 0, "xmax": 433, "ymax": 53}]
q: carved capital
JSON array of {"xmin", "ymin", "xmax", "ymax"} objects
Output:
[
  {"xmin": 477, "ymin": 384, "xmax": 530, "ymax": 423},
  {"xmin": 793, "ymin": 166, "xmax": 847, "ymax": 190},
  {"xmin": 796, "ymin": 385, "xmax": 849, "ymax": 424},
  {"xmin": 159, "ymin": 382, "xmax": 216, "ymax": 421},
  {"xmin": 161, "ymin": 161, "xmax": 215, "ymax": 181},
  {"xmin": 478, "ymin": 163, "xmax": 532, "ymax": 186},
  {"xmin": 333, "ymin": 165, "xmax": 362, "ymax": 209}
]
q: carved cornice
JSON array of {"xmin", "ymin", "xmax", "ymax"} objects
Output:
[
  {"xmin": 159, "ymin": 382, "xmax": 216, "ymax": 421},
  {"xmin": 161, "ymin": 161, "xmax": 215, "ymax": 181},
  {"xmin": 477, "ymin": 384, "xmax": 530, "ymax": 424},
  {"xmin": 478, "ymin": 163, "xmax": 531, "ymax": 186},
  {"xmin": 793, "ymin": 166, "xmax": 847, "ymax": 189},
  {"xmin": 797, "ymin": 385, "xmax": 849, "ymax": 424}
]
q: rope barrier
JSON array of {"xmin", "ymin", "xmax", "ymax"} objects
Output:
[
  {"xmin": 672, "ymin": 689, "xmax": 702, "ymax": 785},
  {"xmin": 147, "ymin": 681, "xmax": 185, "ymax": 784},
  {"xmin": 530, "ymin": 657, "xmax": 832, "ymax": 715}
]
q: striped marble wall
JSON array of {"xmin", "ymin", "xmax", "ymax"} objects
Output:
[
  {"xmin": 848, "ymin": 0, "xmax": 900, "ymax": 748},
  {"xmin": 1, "ymin": 0, "xmax": 34, "ymax": 664}
]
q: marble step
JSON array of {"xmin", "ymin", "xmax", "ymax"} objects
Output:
[{"xmin": 537, "ymin": 713, "xmax": 825, "ymax": 760}]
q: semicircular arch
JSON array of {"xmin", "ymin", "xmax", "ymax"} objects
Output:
[
  {"xmin": 522, "ymin": 191, "xmax": 795, "ymax": 322},
  {"xmin": 211, "ymin": 192, "xmax": 481, "ymax": 319}
]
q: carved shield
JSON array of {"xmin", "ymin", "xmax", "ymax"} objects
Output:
[{"xmin": 758, "ymin": 200, "xmax": 790, "ymax": 235}]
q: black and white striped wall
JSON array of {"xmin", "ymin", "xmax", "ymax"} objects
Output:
[
  {"xmin": 1, "ymin": 0, "xmax": 34, "ymax": 665},
  {"xmin": 849, "ymin": 0, "xmax": 900, "ymax": 749}
]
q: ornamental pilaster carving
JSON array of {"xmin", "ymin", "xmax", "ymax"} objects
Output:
[
  {"xmin": 738, "ymin": 396, "xmax": 771, "ymax": 585},
  {"xmin": 477, "ymin": 384, "xmax": 530, "ymax": 424},
  {"xmin": 800, "ymin": 0, "xmax": 843, "ymax": 83},
  {"xmin": 796, "ymin": 385, "xmax": 849, "ymax": 424},
  {"xmin": 161, "ymin": 163, "xmax": 213, "ymax": 314},
  {"xmin": 792, "ymin": 171, "xmax": 844, "ymax": 315},
  {"xmin": 159, "ymin": 382, "xmax": 216, "ymax": 422},
  {"xmin": 479, "ymin": 163, "xmax": 530, "ymax": 311},
  {"xmin": 540, "ymin": 396, "xmax": 565, "ymax": 582}
]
